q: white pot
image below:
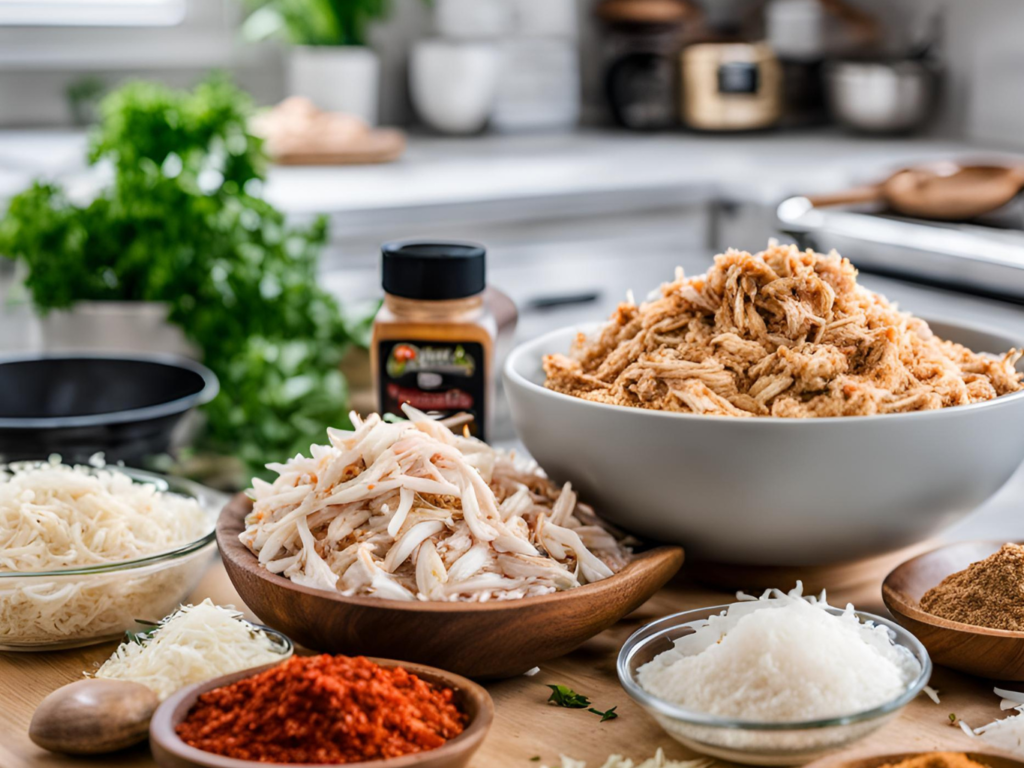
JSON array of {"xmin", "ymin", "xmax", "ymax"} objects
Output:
[
  {"xmin": 38, "ymin": 302, "xmax": 198, "ymax": 359},
  {"xmin": 434, "ymin": 0, "xmax": 511, "ymax": 38},
  {"xmin": 288, "ymin": 46, "xmax": 380, "ymax": 126},
  {"xmin": 410, "ymin": 40, "xmax": 501, "ymax": 135},
  {"xmin": 512, "ymin": 0, "xmax": 578, "ymax": 37},
  {"xmin": 491, "ymin": 38, "xmax": 580, "ymax": 133}
]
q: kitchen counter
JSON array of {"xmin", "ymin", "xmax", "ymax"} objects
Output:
[
  {"xmin": 0, "ymin": 128, "xmax": 1016, "ymax": 224},
  {"xmin": 3, "ymin": 131, "xmax": 1024, "ymax": 768}
]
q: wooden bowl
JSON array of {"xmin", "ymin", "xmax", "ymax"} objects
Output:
[
  {"xmin": 218, "ymin": 494, "xmax": 684, "ymax": 679},
  {"xmin": 150, "ymin": 659, "xmax": 493, "ymax": 768},
  {"xmin": 882, "ymin": 540, "xmax": 1024, "ymax": 680},
  {"xmin": 804, "ymin": 751, "xmax": 1024, "ymax": 768}
]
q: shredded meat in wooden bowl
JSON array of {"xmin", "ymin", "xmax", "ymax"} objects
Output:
[{"xmin": 544, "ymin": 243, "xmax": 1024, "ymax": 417}]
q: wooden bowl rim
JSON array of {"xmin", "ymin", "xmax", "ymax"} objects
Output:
[
  {"xmin": 150, "ymin": 657, "xmax": 494, "ymax": 768},
  {"xmin": 882, "ymin": 539, "xmax": 1024, "ymax": 639},
  {"xmin": 217, "ymin": 493, "xmax": 684, "ymax": 614},
  {"xmin": 804, "ymin": 750, "xmax": 1024, "ymax": 768}
]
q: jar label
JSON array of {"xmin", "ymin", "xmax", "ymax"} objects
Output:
[{"xmin": 377, "ymin": 340, "xmax": 487, "ymax": 439}]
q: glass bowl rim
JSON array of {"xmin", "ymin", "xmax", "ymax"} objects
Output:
[
  {"xmin": 0, "ymin": 465, "xmax": 223, "ymax": 579},
  {"xmin": 617, "ymin": 602, "xmax": 932, "ymax": 731}
]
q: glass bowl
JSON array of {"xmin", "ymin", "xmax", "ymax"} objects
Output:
[
  {"xmin": 617, "ymin": 604, "xmax": 932, "ymax": 766},
  {"xmin": 0, "ymin": 468, "xmax": 224, "ymax": 651}
]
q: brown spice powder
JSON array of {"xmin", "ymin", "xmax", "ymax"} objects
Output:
[
  {"xmin": 877, "ymin": 753, "xmax": 991, "ymax": 768},
  {"xmin": 920, "ymin": 543, "xmax": 1024, "ymax": 631}
]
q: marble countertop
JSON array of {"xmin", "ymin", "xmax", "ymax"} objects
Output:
[{"xmin": 0, "ymin": 128, "xmax": 1018, "ymax": 227}]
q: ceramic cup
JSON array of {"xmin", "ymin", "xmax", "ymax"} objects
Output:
[{"xmin": 410, "ymin": 39, "xmax": 501, "ymax": 135}]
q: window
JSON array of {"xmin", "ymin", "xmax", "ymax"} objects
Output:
[{"xmin": 0, "ymin": 0, "xmax": 186, "ymax": 27}]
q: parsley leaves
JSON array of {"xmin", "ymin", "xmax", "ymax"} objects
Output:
[
  {"xmin": 546, "ymin": 684, "xmax": 591, "ymax": 708},
  {"xmin": 546, "ymin": 685, "xmax": 618, "ymax": 723}
]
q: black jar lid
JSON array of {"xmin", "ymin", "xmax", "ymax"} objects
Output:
[{"xmin": 381, "ymin": 240, "xmax": 486, "ymax": 300}]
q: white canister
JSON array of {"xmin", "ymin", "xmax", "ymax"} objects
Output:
[
  {"xmin": 288, "ymin": 45, "xmax": 380, "ymax": 126},
  {"xmin": 410, "ymin": 39, "xmax": 501, "ymax": 135},
  {"xmin": 511, "ymin": 0, "xmax": 577, "ymax": 38},
  {"xmin": 491, "ymin": 37, "xmax": 580, "ymax": 133},
  {"xmin": 434, "ymin": 0, "xmax": 511, "ymax": 39},
  {"xmin": 37, "ymin": 302, "xmax": 198, "ymax": 358}
]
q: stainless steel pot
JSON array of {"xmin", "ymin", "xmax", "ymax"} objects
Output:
[{"xmin": 826, "ymin": 59, "xmax": 936, "ymax": 134}]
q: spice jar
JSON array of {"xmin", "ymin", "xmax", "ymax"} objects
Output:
[{"xmin": 371, "ymin": 240, "xmax": 496, "ymax": 439}]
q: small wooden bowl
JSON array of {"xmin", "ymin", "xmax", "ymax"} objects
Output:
[
  {"xmin": 150, "ymin": 659, "xmax": 493, "ymax": 768},
  {"xmin": 805, "ymin": 751, "xmax": 1024, "ymax": 768},
  {"xmin": 218, "ymin": 494, "xmax": 684, "ymax": 679},
  {"xmin": 882, "ymin": 540, "xmax": 1024, "ymax": 680}
]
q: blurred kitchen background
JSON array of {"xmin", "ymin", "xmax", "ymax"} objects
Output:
[{"xmin": 3, "ymin": 0, "xmax": 1024, "ymax": 489}]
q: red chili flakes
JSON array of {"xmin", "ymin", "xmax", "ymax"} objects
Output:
[{"xmin": 175, "ymin": 655, "xmax": 467, "ymax": 764}]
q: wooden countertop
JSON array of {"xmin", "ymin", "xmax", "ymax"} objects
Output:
[{"xmin": 0, "ymin": 556, "xmax": 1011, "ymax": 768}]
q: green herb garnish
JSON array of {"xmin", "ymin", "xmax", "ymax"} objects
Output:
[
  {"xmin": 546, "ymin": 684, "xmax": 590, "ymax": 709},
  {"xmin": 589, "ymin": 706, "xmax": 618, "ymax": 722},
  {"xmin": 530, "ymin": 758, "xmax": 541, "ymax": 763}
]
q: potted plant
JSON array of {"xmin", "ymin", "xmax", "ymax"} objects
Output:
[
  {"xmin": 0, "ymin": 76, "xmax": 359, "ymax": 482},
  {"xmin": 243, "ymin": 0, "xmax": 389, "ymax": 125}
]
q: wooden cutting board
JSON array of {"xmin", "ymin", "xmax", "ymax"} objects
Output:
[
  {"xmin": 0, "ymin": 557, "xmax": 1011, "ymax": 768},
  {"xmin": 271, "ymin": 128, "xmax": 406, "ymax": 166}
]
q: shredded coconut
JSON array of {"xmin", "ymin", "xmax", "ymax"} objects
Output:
[
  {"xmin": 638, "ymin": 584, "xmax": 921, "ymax": 722},
  {"xmin": 958, "ymin": 687, "xmax": 1024, "ymax": 756},
  {"xmin": 94, "ymin": 599, "xmax": 288, "ymax": 700}
]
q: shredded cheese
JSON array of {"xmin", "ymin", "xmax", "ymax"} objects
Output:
[
  {"xmin": 0, "ymin": 461, "xmax": 208, "ymax": 572},
  {"xmin": 0, "ymin": 461, "xmax": 213, "ymax": 646},
  {"xmin": 94, "ymin": 600, "xmax": 289, "ymax": 700}
]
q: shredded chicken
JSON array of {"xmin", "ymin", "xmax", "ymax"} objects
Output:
[
  {"xmin": 544, "ymin": 243, "xmax": 1024, "ymax": 417},
  {"xmin": 240, "ymin": 407, "xmax": 629, "ymax": 602}
]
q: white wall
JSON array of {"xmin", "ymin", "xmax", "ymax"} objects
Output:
[{"xmin": 0, "ymin": 0, "xmax": 1023, "ymax": 150}]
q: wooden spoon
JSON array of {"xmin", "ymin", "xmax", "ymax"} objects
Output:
[
  {"xmin": 882, "ymin": 540, "xmax": 1024, "ymax": 680},
  {"xmin": 807, "ymin": 163, "xmax": 1024, "ymax": 221},
  {"xmin": 29, "ymin": 679, "xmax": 158, "ymax": 755}
]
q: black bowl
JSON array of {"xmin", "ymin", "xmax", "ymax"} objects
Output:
[{"xmin": 0, "ymin": 354, "xmax": 218, "ymax": 464}]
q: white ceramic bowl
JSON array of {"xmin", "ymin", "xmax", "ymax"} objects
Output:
[{"xmin": 503, "ymin": 318, "xmax": 1024, "ymax": 566}]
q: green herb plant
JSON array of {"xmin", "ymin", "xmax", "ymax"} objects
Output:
[
  {"xmin": 0, "ymin": 76, "xmax": 355, "ymax": 480},
  {"xmin": 242, "ymin": 0, "xmax": 391, "ymax": 47}
]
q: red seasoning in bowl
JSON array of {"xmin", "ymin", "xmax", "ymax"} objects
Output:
[{"xmin": 175, "ymin": 655, "xmax": 466, "ymax": 764}]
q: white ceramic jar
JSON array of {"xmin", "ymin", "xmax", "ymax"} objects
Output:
[
  {"xmin": 288, "ymin": 46, "xmax": 380, "ymax": 125},
  {"xmin": 434, "ymin": 0, "xmax": 511, "ymax": 39},
  {"xmin": 410, "ymin": 40, "xmax": 501, "ymax": 134}
]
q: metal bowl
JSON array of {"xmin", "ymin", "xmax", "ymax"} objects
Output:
[
  {"xmin": 826, "ymin": 59, "xmax": 936, "ymax": 134},
  {"xmin": 0, "ymin": 353, "xmax": 218, "ymax": 464}
]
